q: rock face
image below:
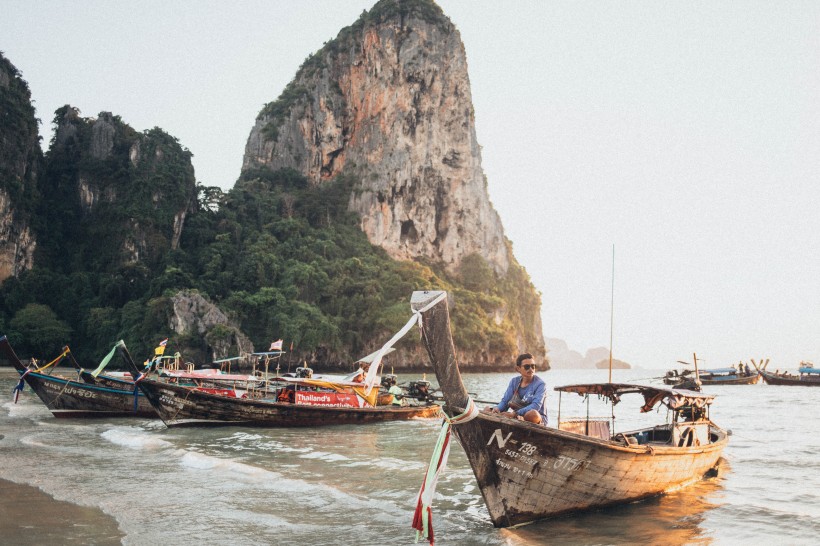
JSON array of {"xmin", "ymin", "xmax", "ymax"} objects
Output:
[
  {"xmin": 44, "ymin": 107, "xmax": 197, "ymax": 271},
  {"xmin": 242, "ymin": 0, "xmax": 509, "ymax": 276},
  {"xmin": 0, "ymin": 53, "xmax": 39, "ymax": 282},
  {"xmin": 169, "ymin": 290, "xmax": 254, "ymax": 360}
]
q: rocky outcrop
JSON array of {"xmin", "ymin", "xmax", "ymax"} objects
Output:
[
  {"xmin": 242, "ymin": 0, "xmax": 509, "ymax": 276},
  {"xmin": 169, "ymin": 290, "xmax": 254, "ymax": 360},
  {"xmin": 0, "ymin": 190, "xmax": 36, "ymax": 281},
  {"xmin": 0, "ymin": 53, "xmax": 39, "ymax": 283}
]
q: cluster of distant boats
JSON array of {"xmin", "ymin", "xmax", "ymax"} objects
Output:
[
  {"xmin": 4, "ymin": 289, "xmax": 817, "ymax": 542},
  {"xmin": 663, "ymin": 356, "xmax": 820, "ymax": 388}
]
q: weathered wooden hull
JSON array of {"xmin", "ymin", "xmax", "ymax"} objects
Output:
[
  {"xmin": 132, "ymin": 376, "xmax": 441, "ymax": 427},
  {"xmin": 452, "ymin": 414, "xmax": 726, "ymax": 527},
  {"xmin": 0, "ymin": 337, "xmax": 155, "ymax": 418},
  {"xmin": 15, "ymin": 371, "xmax": 156, "ymax": 418},
  {"xmin": 411, "ymin": 290, "xmax": 728, "ymax": 528},
  {"xmin": 759, "ymin": 370, "xmax": 820, "ymax": 386}
]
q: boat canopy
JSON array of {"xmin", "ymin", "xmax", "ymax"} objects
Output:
[
  {"xmin": 555, "ymin": 383, "xmax": 716, "ymax": 412},
  {"xmin": 700, "ymin": 367, "xmax": 737, "ymax": 375},
  {"xmin": 798, "ymin": 366, "xmax": 820, "ymax": 374}
]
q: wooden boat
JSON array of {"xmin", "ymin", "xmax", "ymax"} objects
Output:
[
  {"xmin": 116, "ymin": 343, "xmax": 441, "ymax": 427},
  {"xmin": 0, "ymin": 336, "xmax": 156, "ymax": 418},
  {"xmin": 757, "ymin": 359, "xmax": 820, "ymax": 386},
  {"xmin": 697, "ymin": 367, "xmax": 759, "ymax": 385},
  {"xmin": 664, "ymin": 367, "xmax": 759, "ymax": 387},
  {"xmin": 410, "ymin": 290, "xmax": 728, "ymax": 529}
]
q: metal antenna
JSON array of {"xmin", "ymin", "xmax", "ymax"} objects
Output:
[{"xmin": 608, "ymin": 244, "xmax": 615, "ymax": 383}]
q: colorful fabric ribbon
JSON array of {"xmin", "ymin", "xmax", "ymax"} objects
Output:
[
  {"xmin": 412, "ymin": 398, "xmax": 479, "ymax": 544},
  {"xmin": 12, "ymin": 369, "xmax": 30, "ymax": 404}
]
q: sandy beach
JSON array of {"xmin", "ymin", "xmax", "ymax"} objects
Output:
[
  {"xmin": 0, "ymin": 478, "xmax": 123, "ymax": 545},
  {"xmin": 0, "ymin": 368, "xmax": 124, "ymax": 544}
]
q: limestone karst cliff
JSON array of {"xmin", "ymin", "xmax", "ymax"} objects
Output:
[
  {"xmin": 0, "ymin": 2, "xmax": 546, "ymax": 368},
  {"xmin": 242, "ymin": 0, "xmax": 545, "ymax": 363},
  {"xmin": 40, "ymin": 106, "xmax": 198, "ymax": 277},
  {"xmin": 0, "ymin": 53, "xmax": 39, "ymax": 283},
  {"xmin": 243, "ymin": 0, "xmax": 509, "ymax": 277}
]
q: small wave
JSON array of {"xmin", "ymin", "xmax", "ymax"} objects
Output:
[
  {"xmin": 298, "ymin": 450, "xmax": 350, "ymax": 462},
  {"xmin": 101, "ymin": 427, "xmax": 173, "ymax": 450}
]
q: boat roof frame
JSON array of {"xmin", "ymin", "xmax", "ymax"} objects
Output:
[{"xmin": 556, "ymin": 382, "xmax": 716, "ymax": 412}]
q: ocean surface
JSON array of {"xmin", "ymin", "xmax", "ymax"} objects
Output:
[{"xmin": 2, "ymin": 367, "xmax": 819, "ymax": 545}]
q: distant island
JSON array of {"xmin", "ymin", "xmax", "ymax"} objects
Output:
[
  {"xmin": 595, "ymin": 359, "xmax": 631, "ymax": 369},
  {"xmin": 546, "ymin": 338, "xmax": 632, "ymax": 369}
]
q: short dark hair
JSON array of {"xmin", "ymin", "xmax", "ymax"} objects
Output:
[{"xmin": 516, "ymin": 353, "xmax": 534, "ymax": 367}]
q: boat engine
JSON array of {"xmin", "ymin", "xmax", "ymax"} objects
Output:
[
  {"xmin": 295, "ymin": 366, "xmax": 313, "ymax": 378},
  {"xmin": 381, "ymin": 374, "xmax": 398, "ymax": 389},
  {"xmin": 407, "ymin": 379, "xmax": 432, "ymax": 401}
]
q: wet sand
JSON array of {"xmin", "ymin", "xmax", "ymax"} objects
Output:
[{"xmin": 0, "ymin": 478, "xmax": 124, "ymax": 545}]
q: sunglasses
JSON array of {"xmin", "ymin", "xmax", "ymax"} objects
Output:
[{"xmin": 522, "ymin": 364, "xmax": 537, "ymax": 371}]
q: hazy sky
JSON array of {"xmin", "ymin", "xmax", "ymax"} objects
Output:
[{"xmin": 3, "ymin": 1, "xmax": 819, "ymax": 370}]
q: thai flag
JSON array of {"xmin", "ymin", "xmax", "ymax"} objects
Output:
[
  {"xmin": 159, "ymin": 339, "xmax": 168, "ymax": 347},
  {"xmin": 269, "ymin": 339, "xmax": 283, "ymax": 351}
]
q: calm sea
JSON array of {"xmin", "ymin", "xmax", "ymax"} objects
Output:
[{"xmin": 2, "ymin": 367, "xmax": 819, "ymax": 545}]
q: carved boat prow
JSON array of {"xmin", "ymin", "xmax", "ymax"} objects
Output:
[{"xmin": 411, "ymin": 290, "xmax": 728, "ymax": 529}]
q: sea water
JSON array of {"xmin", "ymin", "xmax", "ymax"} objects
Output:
[{"xmin": 2, "ymin": 368, "xmax": 820, "ymax": 545}]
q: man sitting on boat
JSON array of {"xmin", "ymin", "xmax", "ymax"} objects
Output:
[{"xmin": 484, "ymin": 353, "xmax": 548, "ymax": 425}]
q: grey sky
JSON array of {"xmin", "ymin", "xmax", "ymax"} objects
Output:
[{"xmin": 3, "ymin": 1, "xmax": 819, "ymax": 369}]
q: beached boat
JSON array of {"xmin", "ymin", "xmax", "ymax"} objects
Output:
[
  {"xmin": 116, "ymin": 343, "xmax": 440, "ymax": 427},
  {"xmin": 0, "ymin": 336, "xmax": 155, "ymax": 418},
  {"xmin": 757, "ymin": 359, "xmax": 820, "ymax": 386},
  {"xmin": 410, "ymin": 290, "xmax": 727, "ymax": 531}
]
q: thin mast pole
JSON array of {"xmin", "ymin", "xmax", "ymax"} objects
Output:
[{"xmin": 608, "ymin": 244, "xmax": 615, "ymax": 383}]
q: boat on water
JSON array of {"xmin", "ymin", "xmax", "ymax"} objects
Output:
[
  {"xmin": 0, "ymin": 336, "xmax": 156, "ymax": 418},
  {"xmin": 664, "ymin": 367, "xmax": 760, "ymax": 387},
  {"xmin": 757, "ymin": 359, "xmax": 820, "ymax": 386},
  {"xmin": 116, "ymin": 342, "xmax": 441, "ymax": 427},
  {"xmin": 410, "ymin": 290, "xmax": 728, "ymax": 531}
]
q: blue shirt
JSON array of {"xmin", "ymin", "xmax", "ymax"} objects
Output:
[{"xmin": 496, "ymin": 375, "xmax": 548, "ymax": 424}]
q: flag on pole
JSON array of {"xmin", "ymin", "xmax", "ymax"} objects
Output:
[
  {"xmin": 269, "ymin": 339, "xmax": 283, "ymax": 351},
  {"xmin": 155, "ymin": 338, "xmax": 169, "ymax": 356}
]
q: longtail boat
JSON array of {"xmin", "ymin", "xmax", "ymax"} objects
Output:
[
  {"xmin": 0, "ymin": 336, "xmax": 155, "ymax": 418},
  {"xmin": 116, "ymin": 343, "xmax": 440, "ymax": 427},
  {"xmin": 756, "ymin": 359, "xmax": 820, "ymax": 386},
  {"xmin": 664, "ymin": 368, "xmax": 759, "ymax": 387},
  {"xmin": 410, "ymin": 290, "xmax": 727, "ymax": 531},
  {"xmin": 664, "ymin": 356, "xmax": 759, "ymax": 387}
]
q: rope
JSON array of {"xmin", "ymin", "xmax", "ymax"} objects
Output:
[
  {"xmin": 412, "ymin": 397, "xmax": 478, "ymax": 545},
  {"xmin": 46, "ymin": 375, "xmax": 76, "ymax": 409}
]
